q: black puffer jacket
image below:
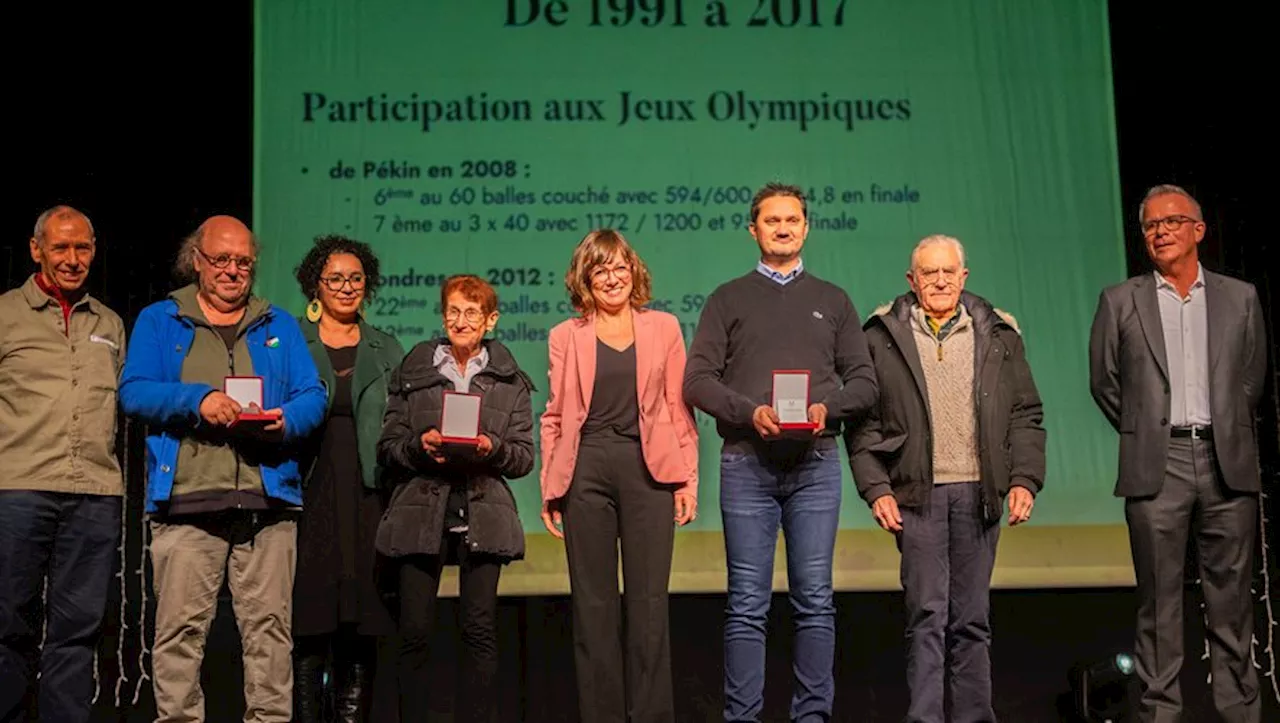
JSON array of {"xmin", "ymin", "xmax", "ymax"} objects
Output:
[
  {"xmin": 375, "ymin": 338, "xmax": 534, "ymax": 562},
  {"xmin": 845, "ymin": 291, "xmax": 1045, "ymax": 526}
]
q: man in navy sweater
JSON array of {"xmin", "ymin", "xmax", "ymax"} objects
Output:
[{"xmin": 684, "ymin": 183, "xmax": 878, "ymax": 722}]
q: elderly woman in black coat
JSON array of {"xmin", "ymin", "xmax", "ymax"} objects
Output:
[{"xmin": 375, "ymin": 273, "xmax": 533, "ymax": 723}]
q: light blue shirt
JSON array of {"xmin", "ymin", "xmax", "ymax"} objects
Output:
[
  {"xmin": 1154, "ymin": 265, "xmax": 1210, "ymax": 426},
  {"xmin": 432, "ymin": 344, "xmax": 489, "ymax": 392},
  {"xmin": 756, "ymin": 258, "xmax": 804, "ymax": 285}
]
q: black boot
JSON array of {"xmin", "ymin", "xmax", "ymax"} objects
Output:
[
  {"xmin": 294, "ymin": 652, "xmax": 328, "ymax": 723},
  {"xmin": 334, "ymin": 661, "xmax": 370, "ymax": 723}
]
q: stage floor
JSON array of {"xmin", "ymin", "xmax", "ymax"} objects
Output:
[{"xmin": 78, "ymin": 587, "xmax": 1277, "ymax": 722}]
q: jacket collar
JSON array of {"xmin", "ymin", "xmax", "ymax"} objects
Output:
[
  {"xmin": 20, "ymin": 274, "xmax": 102, "ymax": 314},
  {"xmin": 418, "ymin": 337, "xmax": 532, "ymax": 389},
  {"xmin": 1131, "ymin": 268, "xmax": 1227, "ymax": 381},
  {"xmin": 569, "ymin": 307, "xmax": 655, "ymax": 407},
  {"xmin": 866, "ymin": 290, "xmax": 1020, "ymax": 415},
  {"xmin": 167, "ymin": 283, "xmax": 272, "ymax": 330},
  {"xmin": 301, "ymin": 316, "xmax": 384, "ymax": 350},
  {"xmin": 869, "ymin": 290, "xmax": 1020, "ymax": 337}
]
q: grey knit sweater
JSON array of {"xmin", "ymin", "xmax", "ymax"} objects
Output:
[{"xmin": 909, "ymin": 304, "xmax": 980, "ymax": 484}]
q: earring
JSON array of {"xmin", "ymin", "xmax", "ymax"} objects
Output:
[{"xmin": 306, "ymin": 298, "xmax": 323, "ymax": 322}]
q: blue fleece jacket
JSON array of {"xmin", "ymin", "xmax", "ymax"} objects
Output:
[{"xmin": 119, "ymin": 295, "xmax": 326, "ymax": 512}]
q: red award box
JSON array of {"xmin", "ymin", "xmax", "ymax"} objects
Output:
[
  {"xmin": 772, "ymin": 370, "xmax": 817, "ymax": 431},
  {"xmin": 440, "ymin": 390, "xmax": 482, "ymax": 445},
  {"xmin": 224, "ymin": 376, "xmax": 281, "ymax": 423}
]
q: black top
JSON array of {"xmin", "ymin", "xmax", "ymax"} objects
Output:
[
  {"xmin": 327, "ymin": 345, "xmax": 358, "ymax": 418},
  {"xmin": 581, "ymin": 338, "xmax": 641, "ymax": 441},
  {"xmin": 214, "ymin": 323, "xmax": 238, "ymax": 350},
  {"xmin": 683, "ymin": 271, "xmax": 878, "ymax": 446},
  {"xmin": 323, "ymin": 345, "xmax": 361, "ymax": 595},
  {"xmin": 293, "ymin": 342, "xmax": 394, "ymax": 637}
]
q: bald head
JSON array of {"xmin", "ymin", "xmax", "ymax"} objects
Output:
[
  {"xmin": 182, "ymin": 215, "xmax": 258, "ymax": 313},
  {"xmin": 198, "ymin": 215, "xmax": 252, "ymax": 243},
  {"xmin": 175, "ymin": 215, "xmax": 259, "ymax": 280}
]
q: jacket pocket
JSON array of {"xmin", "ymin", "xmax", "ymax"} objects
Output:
[
  {"xmin": 812, "ymin": 445, "xmax": 842, "ymax": 462},
  {"xmin": 375, "ymin": 480, "xmax": 440, "ymax": 557},
  {"xmin": 868, "ymin": 433, "xmax": 907, "ymax": 456}
]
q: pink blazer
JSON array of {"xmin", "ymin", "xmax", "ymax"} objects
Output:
[{"xmin": 540, "ymin": 308, "xmax": 699, "ymax": 502}]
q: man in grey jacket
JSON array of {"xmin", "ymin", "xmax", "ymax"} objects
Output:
[
  {"xmin": 0, "ymin": 206, "xmax": 126, "ymax": 723},
  {"xmin": 846, "ymin": 234, "xmax": 1046, "ymax": 723},
  {"xmin": 1089, "ymin": 184, "xmax": 1267, "ymax": 723}
]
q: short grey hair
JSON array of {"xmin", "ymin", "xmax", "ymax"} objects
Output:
[
  {"xmin": 172, "ymin": 220, "xmax": 261, "ymax": 284},
  {"xmin": 909, "ymin": 234, "xmax": 966, "ymax": 271},
  {"xmin": 1140, "ymin": 184, "xmax": 1202, "ymax": 221},
  {"xmin": 33, "ymin": 205, "xmax": 94, "ymax": 245}
]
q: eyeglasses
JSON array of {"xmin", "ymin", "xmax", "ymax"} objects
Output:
[
  {"xmin": 590, "ymin": 264, "xmax": 632, "ymax": 284},
  {"xmin": 320, "ymin": 274, "xmax": 366, "ymax": 291},
  {"xmin": 445, "ymin": 308, "xmax": 485, "ymax": 324},
  {"xmin": 1141, "ymin": 215, "xmax": 1199, "ymax": 235},
  {"xmin": 197, "ymin": 248, "xmax": 255, "ymax": 272},
  {"xmin": 913, "ymin": 267, "xmax": 960, "ymax": 284}
]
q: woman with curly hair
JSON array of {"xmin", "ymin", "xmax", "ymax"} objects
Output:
[{"xmin": 291, "ymin": 234, "xmax": 404, "ymax": 723}]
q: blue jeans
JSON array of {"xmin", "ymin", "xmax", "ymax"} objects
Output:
[
  {"xmin": 720, "ymin": 442, "xmax": 842, "ymax": 723},
  {"xmin": 0, "ymin": 490, "xmax": 121, "ymax": 723}
]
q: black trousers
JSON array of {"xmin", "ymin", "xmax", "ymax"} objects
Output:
[
  {"xmin": 563, "ymin": 435, "xmax": 677, "ymax": 723},
  {"xmin": 898, "ymin": 482, "xmax": 1000, "ymax": 723},
  {"xmin": 1125, "ymin": 437, "xmax": 1260, "ymax": 723},
  {"xmin": 397, "ymin": 533, "xmax": 502, "ymax": 723}
]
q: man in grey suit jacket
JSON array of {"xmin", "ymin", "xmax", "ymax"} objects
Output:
[{"xmin": 1089, "ymin": 184, "xmax": 1268, "ymax": 723}]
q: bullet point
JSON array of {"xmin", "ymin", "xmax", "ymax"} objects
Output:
[{"xmin": 301, "ymin": 167, "xmax": 309, "ymax": 174}]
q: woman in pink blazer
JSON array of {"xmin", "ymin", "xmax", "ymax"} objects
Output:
[{"xmin": 540, "ymin": 228, "xmax": 699, "ymax": 723}]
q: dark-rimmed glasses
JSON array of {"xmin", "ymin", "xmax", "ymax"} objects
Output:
[
  {"xmin": 197, "ymin": 248, "xmax": 255, "ymax": 272},
  {"xmin": 1141, "ymin": 215, "xmax": 1198, "ymax": 235},
  {"xmin": 321, "ymin": 274, "xmax": 366, "ymax": 291},
  {"xmin": 445, "ymin": 308, "xmax": 484, "ymax": 324}
]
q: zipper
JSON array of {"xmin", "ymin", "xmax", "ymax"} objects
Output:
[
  {"xmin": 228, "ymin": 339, "xmax": 242, "ymax": 508},
  {"xmin": 227, "ymin": 313, "xmax": 270, "ymax": 509},
  {"xmin": 886, "ymin": 317, "xmax": 936, "ymax": 488}
]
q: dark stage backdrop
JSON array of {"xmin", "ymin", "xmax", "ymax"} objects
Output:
[{"xmin": 3, "ymin": 1, "xmax": 1275, "ymax": 721}]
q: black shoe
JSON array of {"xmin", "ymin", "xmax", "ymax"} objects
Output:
[
  {"xmin": 294, "ymin": 652, "xmax": 328, "ymax": 723},
  {"xmin": 334, "ymin": 661, "xmax": 370, "ymax": 723}
]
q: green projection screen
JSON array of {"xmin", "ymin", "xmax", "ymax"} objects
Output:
[{"xmin": 253, "ymin": 0, "xmax": 1131, "ymax": 594}]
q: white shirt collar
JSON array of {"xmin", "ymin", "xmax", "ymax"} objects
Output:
[{"xmin": 1154, "ymin": 263, "xmax": 1205, "ymax": 292}]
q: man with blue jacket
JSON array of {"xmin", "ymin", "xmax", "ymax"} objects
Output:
[{"xmin": 119, "ymin": 215, "xmax": 325, "ymax": 723}]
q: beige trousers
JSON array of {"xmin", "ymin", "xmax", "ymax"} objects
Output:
[{"xmin": 149, "ymin": 512, "xmax": 297, "ymax": 723}]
